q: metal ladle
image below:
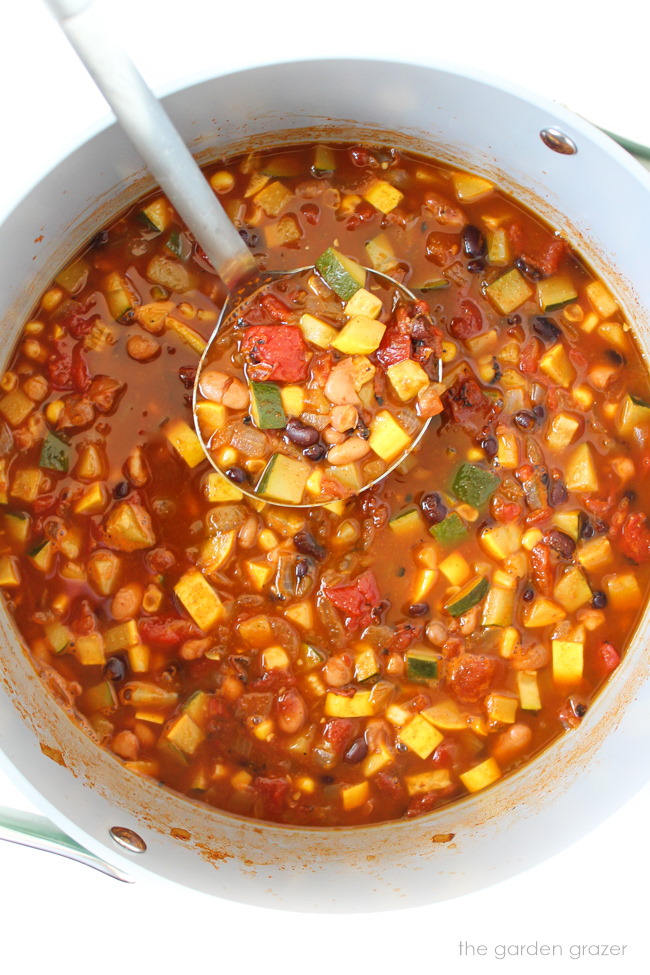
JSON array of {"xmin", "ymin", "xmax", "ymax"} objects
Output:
[{"xmin": 45, "ymin": 0, "xmax": 440, "ymax": 506}]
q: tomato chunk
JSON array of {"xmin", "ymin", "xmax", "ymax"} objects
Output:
[
  {"xmin": 620, "ymin": 512, "xmax": 650, "ymax": 564},
  {"xmin": 322, "ymin": 569, "xmax": 382, "ymax": 631},
  {"xmin": 240, "ymin": 325, "xmax": 308, "ymax": 382},
  {"xmin": 446, "ymin": 653, "xmax": 498, "ymax": 704},
  {"xmin": 593, "ymin": 642, "xmax": 621, "ymax": 678}
]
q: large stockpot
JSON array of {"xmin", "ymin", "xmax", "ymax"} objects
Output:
[{"xmin": 1, "ymin": 57, "xmax": 649, "ymax": 912}]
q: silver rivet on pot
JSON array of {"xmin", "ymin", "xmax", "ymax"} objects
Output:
[
  {"xmin": 109, "ymin": 826, "xmax": 147, "ymax": 853},
  {"xmin": 540, "ymin": 127, "xmax": 578, "ymax": 155}
]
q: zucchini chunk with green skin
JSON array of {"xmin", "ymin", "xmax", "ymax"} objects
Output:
[
  {"xmin": 452, "ymin": 463, "xmax": 500, "ymax": 508},
  {"xmin": 617, "ymin": 393, "xmax": 650, "ymax": 435},
  {"xmin": 39, "ymin": 432, "xmax": 70, "ymax": 473},
  {"xmin": 139, "ymin": 198, "xmax": 171, "ymax": 233},
  {"xmin": 249, "ymin": 381, "xmax": 287, "ymax": 430},
  {"xmin": 445, "ymin": 576, "xmax": 490, "ymax": 617},
  {"xmin": 256, "ymin": 453, "xmax": 311, "ymax": 504},
  {"xmin": 430, "ymin": 511, "xmax": 468, "ymax": 545},
  {"xmin": 406, "ymin": 647, "xmax": 442, "ymax": 682},
  {"xmin": 315, "ymin": 247, "xmax": 366, "ymax": 300}
]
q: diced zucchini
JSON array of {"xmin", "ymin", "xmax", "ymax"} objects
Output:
[
  {"xmin": 421, "ymin": 699, "xmax": 466, "ymax": 731},
  {"xmin": 517, "ymin": 670, "xmax": 542, "ymax": 710},
  {"xmin": 386, "ymin": 359, "xmax": 430, "ymax": 402},
  {"xmin": 459, "ymin": 757, "xmax": 501, "ymax": 793},
  {"xmin": 341, "ymin": 781, "xmax": 370, "ymax": 811},
  {"xmin": 553, "ymin": 566, "xmax": 592, "ymax": 612},
  {"xmin": 496, "ymin": 430, "xmax": 519, "ymax": 469},
  {"xmin": 606, "ymin": 573, "xmax": 642, "ymax": 610},
  {"xmin": 256, "ymin": 453, "xmax": 311, "ymax": 504},
  {"xmin": 139, "ymin": 197, "xmax": 171, "ymax": 232},
  {"xmin": 265, "ymin": 214, "xmax": 302, "ymax": 248},
  {"xmin": 362, "ymin": 742, "xmax": 393, "ymax": 777},
  {"xmin": 4, "ymin": 511, "xmax": 31, "ymax": 546},
  {"xmin": 398, "ymin": 714, "xmax": 443, "ymax": 759},
  {"xmin": 146, "ymin": 255, "xmax": 196, "ymax": 294},
  {"xmin": 444, "ymin": 576, "xmax": 489, "ymax": 617},
  {"xmin": 539, "ymin": 344, "xmax": 576, "ymax": 388},
  {"xmin": 451, "ymin": 172, "xmax": 493, "ymax": 202},
  {"xmin": 166, "ymin": 316, "xmax": 206, "ymax": 354},
  {"xmin": 411, "ymin": 568, "xmax": 438, "ymax": 603},
  {"xmin": 405, "ymin": 646, "xmax": 442, "ymax": 682},
  {"xmin": 103, "ymin": 272, "xmax": 136, "ymax": 321},
  {"xmin": 81, "ymin": 680, "xmax": 118, "ymax": 715},
  {"xmin": 330, "ymin": 315, "xmax": 386, "ymax": 355},
  {"xmin": 87, "ymin": 550, "xmax": 121, "ymax": 596},
  {"xmin": 585, "ymin": 280, "xmax": 618, "ymax": 318},
  {"xmin": 616, "ymin": 393, "xmax": 650, "ymax": 435},
  {"xmin": 55, "ymin": 257, "xmax": 89, "ymax": 295},
  {"xmin": 546, "ymin": 412, "xmax": 581, "ymax": 450},
  {"xmin": 485, "ymin": 269, "xmax": 533, "ymax": 314},
  {"xmin": 102, "ymin": 502, "xmax": 156, "ymax": 551},
  {"xmin": 260, "ymin": 154, "xmax": 305, "ymax": 178},
  {"xmin": 486, "ymin": 227, "xmax": 510, "ymax": 266},
  {"xmin": 551, "ymin": 510, "xmax": 581, "ymax": 542},
  {"xmin": 368, "ymin": 410, "xmax": 412, "ymax": 463},
  {"xmin": 299, "ymin": 313, "xmax": 339, "ymax": 349},
  {"xmin": 479, "ymin": 523, "xmax": 522, "ymax": 561},
  {"xmin": 452, "ymin": 463, "xmax": 500, "ymax": 508},
  {"xmin": 253, "ymin": 180, "xmax": 293, "ymax": 217},
  {"xmin": 74, "ymin": 443, "xmax": 107, "ymax": 482},
  {"xmin": 363, "ymin": 179, "xmax": 403, "ymax": 214},
  {"xmin": 365, "ymin": 233, "xmax": 397, "ymax": 272},
  {"xmin": 485, "ymin": 693, "xmax": 518, "ymax": 723},
  {"xmin": 577, "ymin": 536, "xmax": 613, "ymax": 571},
  {"xmin": 439, "ymin": 552, "xmax": 471, "ymax": 586},
  {"xmin": 481, "ymin": 586, "xmax": 515, "ymax": 627},
  {"xmin": 199, "ymin": 530, "xmax": 236, "ymax": 575},
  {"xmin": 244, "ymin": 557, "xmax": 275, "ymax": 590},
  {"xmin": 430, "ymin": 512, "xmax": 467, "ymax": 546},
  {"xmin": 280, "ymin": 385, "xmax": 304, "ymax": 417},
  {"xmin": 315, "ymin": 247, "xmax": 366, "ymax": 300},
  {"xmin": 552, "ymin": 639, "xmax": 583, "ymax": 685},
  {"xmin": 249, "ymin": 382, "xmax": 287, "ymax": 430},
  {"xmin": 312, "ymin": 145, "xmax": 337, "ymax": 174},
  {"xmin": 10, "ymin": 469, "xmax": 41, "ymax": 502},
  {"xmin": 388, "ymin": 508, "xmax": 424, "ymax": 535},
  {"xmin": 284, "ymin": 600, "xmax": 314, "ymax": 630},
  {"xmin": 163, "ymin": 418, "xmax": 206, "ymax": 468},
  {"xmin": 537, "ymin": 275, "xmax": 578, "ymax": 312},
  {"xmin": 0, "ymin": 389, "xmax": 34, "ymax": 427},
  {"xmin": 354, "ymin": 645, "xmax": 380, "ymax": 683},
  {"xmin": 164, "ymin": 714, "xmax": 205, "ymax": 756},
  {"xmin": 344, "ymin": 288, "xmax": 383, "ymax": 319},
  {"xmin": 521, "ymin": 596, "xmax": 566, "ymax": 628},
  {"xmin": 105, "ymin": 619, "xmax": 139, "ymax": 653},
  {"xmin": 182, "ymin": 690, "xmax": 213, "ymax": 728},
  {"xmin": 565, "ymin": 443, "xmax": 599, "ymax": 493},
  {"xmin": 324, "ymin": 689, "xmax": 375, "ymax": 717},
  {"xmin": 75, "ymin": 632, "xmax": 105, "ymax": 666},
  {"xmin": 405, "ymin": 769, "xmax": 452, "ymax": 796},
  {"xmin": 298, "ymin": 642, "xmax": 326, "ymax": 672},
  {"xmin": 28, "ymin": 539, "xmax": 55, "ymax": 573},
  {"xmin": 195, "ymin": 402, "xmax": 227, "ymax": 441},
  {"xmin": 44, "ymin": 621, "xmax": 73, "ymax": 654},
  {"xmin": 174, "ymin": 568, "xmax": 225, "ymax": 631}
]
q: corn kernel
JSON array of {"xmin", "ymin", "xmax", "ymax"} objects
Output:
[
  {"xmin": 258, "ymin": 529, "xmax": 279, "ymax": 551},
  {"xmin": 562, "ymin": 303, "xmax": 584, "ymax": 323},
  {"xmin": 216, "ymin": 446, "xmax": 238, "ymax": 468},
  {"xmin": 441, "ymin": 341, "xmax": 458, "ymax": 362},
  {"xmin": 42, "ymin": 288, "xmax": 65, "ymax": 312},
  {"xmin": 467, "ymin": 447, "xmax": 485, "ymax": 462},
  {"xmin": 24, "ymin": 319, "xmax": 46, "ymax": 334},
  {"xmin": 231, "ymin": 770, "xmax": 253, "ymax": 789},
  {"xmin": 0, "ymin": 372, "xmax": 18, "ymax": 392},
  {"xmin": 522, "ymin": 528, "xmax": 543, "ymax": 551},
  {"xmin": 177, "ymin": 302, "xmax": 195, "ymax": 318},
  {"xmin": 45, "ymin": 400, "xmax": 65, "ymax": 424},
  {"xmin": 252, "ymin": 718, "xmax": 274, "ymax": 741},
  {"xmin": 210, "ymin": 170, "xmax": 236, "ymax": 194}
]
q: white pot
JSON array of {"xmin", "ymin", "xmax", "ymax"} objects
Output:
[{"xmin": 1, "ymin": 58, "xmax": 649, "ymax": 912}]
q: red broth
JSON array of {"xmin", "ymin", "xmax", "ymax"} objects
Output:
[{"xmin": 0, "ymin": 143, "xmax": 648, "ymax": 826}]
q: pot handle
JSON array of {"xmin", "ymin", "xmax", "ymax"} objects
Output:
[{"xmin": 0, "ymin": 805, "xmax": 133, "ymax": 883}]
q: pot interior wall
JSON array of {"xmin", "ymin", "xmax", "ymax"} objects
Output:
[{"xmin": 1, "ymin": 59, "xmax": 649, "ymax": 911}]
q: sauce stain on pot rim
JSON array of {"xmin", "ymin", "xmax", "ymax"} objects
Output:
[{"xmin": 0, "ymin": 60, "xmax": 649, "ymax": 907}]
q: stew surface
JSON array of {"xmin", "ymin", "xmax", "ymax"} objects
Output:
[{"xmin": 1, "ymin": 143, "xmax": 648, "ymax": 826}]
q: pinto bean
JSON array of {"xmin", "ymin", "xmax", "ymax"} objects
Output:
[
  {"xmin": 322, "ymin": 426, "xmax": 346, "ymax": 445},
  {"xmin": 126, "ymin": 334, "xmax": 160, "ymax": 362},
  {"xmin": 492, "ymin": 723, "xmax": 533, "ymax": 765},
  {"xmin": 324, "ymin": 359, "xmax": 361, "ymax": 406},
  {"xmin": 511, "ymin": 642, "xmax": 550, "ymax": 671},
  {"xmin": 322, "ymin": 654, "xmax": 353, "ymax": 687},
  {"xmin": 276, "ymin": 689, "xmax": 307, "ymax": 734},
  {"xmin": 199, "ymin": 369, "xmax": 250, "ymax": 409},
  {"xmin": 110, "ymin": 582, "xmax": 143, "ymax": 620},
  {"xmin": 330, "ymin": 405, "xmax": 358, "ymax": 433},
  {"xmin": 238, "ymin": 514, "xmax": 258, "ymax": 549},
  {"xmin": 327, "ymin": 435, "xmax": 371, "ymax": 466},
  {"xmin": 111, "ymin": 730, "xmax": 140, "ymax": 761}
]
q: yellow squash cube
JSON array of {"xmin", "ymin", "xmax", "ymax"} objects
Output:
[
  {"xmin": 398, "ymin": 714, "xmax": 443, "ymax": 759},
  {"xmin": 363, "ymin": 179, "xmax": 404, "ymax": 214},
  {"xmin": 565, "ymin": 443, "xmax": 599, "ymax": 493},
  {"xmin": 163, "ymin": 418, "xmax": 205, "ymax": 468},
  {"xmin": 552, "ymin": 640, "xmax": 583, "ymax": 685},
  {"xmin": 539, "ymin": 344, "xmax": 576, "ymax": 388},
  {"xmin": 330, "ymin": 315, "xmax": 386, "ymax": 355},
  {"xmin": 386, "ymin": 358, "xmax": 430, "ymax": 402},
  {"xmin": 368, "ymin": 410, "xmax": 412, "ymax": 463},
  {"xmin": 460, "ymin": 757, "xmax": 501, "ymax": 793},
  {"xmin": 341, "ymin": 781, "xmax": 370, "ymax": 811},
  {"xmin": 344, "ymin": 288, "xmax": 383, "ymax": 319},
  {"xmin": 174, "ymin": 568, "xmax": 225, "ymax": 631}
]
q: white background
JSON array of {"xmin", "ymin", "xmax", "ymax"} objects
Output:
[{"xmin": 1, "ymin": 1, "xmax": 648, "ymax": 972}]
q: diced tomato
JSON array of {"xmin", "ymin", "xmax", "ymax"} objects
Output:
[
  {"xmin": 441, "ymin": 368, "xmax": 496, "ymax": 439},
  {"xmin": 375, "ymin": 772, "xmax": 404, "ymax": 800},
  {"xmin": 259, "ymin": 294, "xmax": 293, "ymax": 323},
  {"xmin": 446, "ymin": 653, "xmax": 498, "ymax": 704},
  {"xmin": 56, "ymin": 299, "xmax": 97, "ymax": 339},
  {"xmin": 506, "ymin": 220, "xmax": 525, "ymax": 251},
  {"xmin": 376, "ymin": 325, "xmax": 411, "ymax": 369},
  {"xmin": 410, "ymin": 314, "xmax": 443, "ymax": 371},
  {"xmin": 388, "ymin": 623, "xmax": 421, "ymax": 653},
  {"xmin": 425, "ymin": 230, "xmax": 460, "ymax": 267},
  {"xmin": 569, "ymin": 348, "xmax": 587, "ymax": 370},
  {"xmin": 491, "ymin": 495, "xmax": 522, "ymax": 523},
  {"xmin": 322, "ymin": 569, "xmax": 382, "ymax": 631},
  {"xmin": 138, "ymin": 615, "xmax": 201, "ymax": 646},
  {"xmin": 48, "ymin": 349, "xmax": 73, "ymax": 390},
  {"xmin": 348, "ymin": 146, "xmax": 375, "ymax": 167},
  {"xmin": 620, "ymin": 511, "xmax": 650, "ymax": 563},
  {"xmin": 449, "ymin": 299, "xmax": 483, "ymax": 341},
  {"xmin": 520, "ymin": 337, "xmax": 542, "ymax": 373},
  {"xmin": 530, "ymin": 541, "xmax": 554, "ymax": 595},
  {"xmin": 71, "ymin": 342, "xmax": 91, "ymax": 393},
  {"xmin": 240, "ymin": 325, "xmax": 308, "ymax": 382},
  {"xmin": 253, "ymin": 777, "xmax": 291, "ymax": 819},
  {"xmin": 593, "ymin": 641, "xmax": 621, "ymax": 678},
  {"xmin": 321, "ymin": 718, "xmax": 357, "ymax": 756}
]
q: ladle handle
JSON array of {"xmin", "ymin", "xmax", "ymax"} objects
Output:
[{"xmin": 43, "ymin": 0, "xmax": 255, "ymax": 290}]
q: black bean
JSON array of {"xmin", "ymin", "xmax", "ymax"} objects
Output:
[
  {"xmin": 357, "ymin": 416, "xmax": 371, "ymax": 440},
  {"xmin": 532, "ymin": 316, "xmax": 561, "ymax": 343},
  {"xmin": 303, "ymin": 442, "xmax": 326, "ymax": 461},
  {"xmin": 605, "ymin": 348, "xmax": 624, "ymax": 366},
  {"xmin": 462, "ymin": 224, "xmax": 486, "ymax": 259},
  {"xmin": 514, "ymin": 410, "xmax": 538, "ymax": 430},
  {"xmin": 344, "ymin": 737, "xmax": 368, "ymax": 764},
  {"xmin": 113, "ymin": 480, "xmax": 130, "ymax": 499},
  {"xmin": 623, "ymin": 489, "xmax": 636, "ymax": 503},
  {"xmin": 482, "ymin": 436, "xmax": 498, "ymax": 458},
  {"xmin": 238, "ymin": 228, "xmax": 258, "ymax": 248},
  {"xmin": 285, "ymin": 417, "xmax": 320, "ymax": 447},
  {"xmin": 467, "ymin": 258, "xmax": 485, "ymax": 274},
  {"xmin": 533, "ymin": 405, "xmax": 546, "ymax": 420},
  {"xmin": 225, "ymin": 466, "xmax": 248, "ymax": 483},
  {"xmin": 295, "ymin": 558, "xmax": 310, "ymax": 580},
  {"xmin": 407, "ymin": 602, "xmax": 430, "ymax": 617},
  {"xmin": 90, "ymin": 230, "xmax": 110, "ymax": 248},
  {"xmin": 506, "ymin": 314, "xmax": 522, "ymax": 326},
  {"xmin": 546, "ymin": 529, "xmax": 576, "ymax": 560},
  {"xmin": 522, "ymin": 587, "xmax": 535, "ymax": 602},
  {"xmin": 549, "ymin": 480, "xmax": 568, "ymax": 507},
  {"xmin": 294, "ymin": 529, "xmax": 326, "ymax": 561},
  {"xmin": 420, "ymin": 492, "xmax": 447, "ymax": 525},
  {"xmin": 592, "ymin": 590, "xmax": 608, "ymax": 609},
  {"xmin": 514, "ymin": 256, "xmax": 544, "ymax": 281},
  {"xmin": 580, "ymin": 520, "xmax": 595, "ymax": 540},
  {"xmin": 574, "ymin": 702, "xmax": 588, "ymax": 718},
  {"xmin": 178, "ymin": 365, "xmax": 196, "ymax": 389},
  {"xmin": 104, "ymin": 656, "xmax": 126, "ymax": 682}
]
